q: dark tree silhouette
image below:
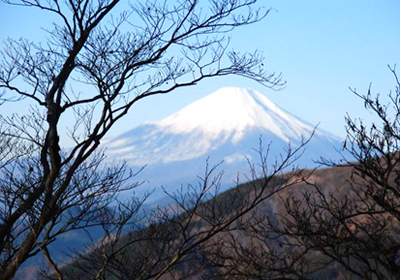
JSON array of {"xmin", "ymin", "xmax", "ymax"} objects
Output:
[
  {"xmin": 201, "ymin": 66, "xmax": 400, "ymax": 280},
  {"xmin": 0, "ymin": 1, "xmax": 296, "ymax": 279}
]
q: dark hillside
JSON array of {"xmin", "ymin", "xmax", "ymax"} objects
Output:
[{"xmin": 53, "ymin": 163, "xmax": 371, "ymax": 280}]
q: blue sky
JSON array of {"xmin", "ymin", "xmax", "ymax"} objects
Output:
[{"xmin": 1, "ymin": 0, "xmax": 399, "ymax": 145}]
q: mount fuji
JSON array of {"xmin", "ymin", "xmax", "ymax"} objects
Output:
[{"xmin": 103, "ymin": 87, "xmax": 342, "ymax": 203}]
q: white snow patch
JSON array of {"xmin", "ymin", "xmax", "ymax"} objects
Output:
[
  {"xmin": 224, "ymin": 153, "xmax": 248, "ymax": 164},
  {"xmin": 105, "ymin": 138, "xmax": 129, "ymax": 148},
  {"xmin": 106, "ymin": 146, "xmax": 135, "ymax": 155}
]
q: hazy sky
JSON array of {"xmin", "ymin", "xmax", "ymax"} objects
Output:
[{"xmin": 1, "ymin": 0, "xmax": 399, "ymax": 145}]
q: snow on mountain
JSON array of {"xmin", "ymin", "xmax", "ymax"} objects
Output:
[
  {"xmin": 158, "ymin": 87, "xmax": 314, "ymax": 142},
  {"xmin": 103, "ymin": 87, "xmax": 342, "ymax": 203}
]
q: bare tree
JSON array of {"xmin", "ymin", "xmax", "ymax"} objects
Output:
[
  {"xmin": 206, "ymin": 66, "xmax": 400, "ymax": 280},
  {"xmin": 57, "ymin": 141, "xmax": 310, "ymax": 280},
  {"xmin": 0, "ymin": 0, "xmax": 291, "ymax": 279}
]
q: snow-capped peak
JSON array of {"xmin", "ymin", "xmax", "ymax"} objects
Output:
[
  {"xmin": 155, "ymin": 87, "xmax": 314, "ymax": 143},
  {"xmin": 104, "ymin": 87, "xmax": 340, "ymax": 166},
  {"xmin": 103, "ymin": 86, "xmax": 343, "ymax": 204}
]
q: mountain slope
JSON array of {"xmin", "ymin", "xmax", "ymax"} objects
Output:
[
  {"xmin": 58, "ymin": 164, "xmax": 358, "ymax": 280},
  {"xmin": 103, "ymin": 87, "xmax": 342, "ymax": 202}
]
